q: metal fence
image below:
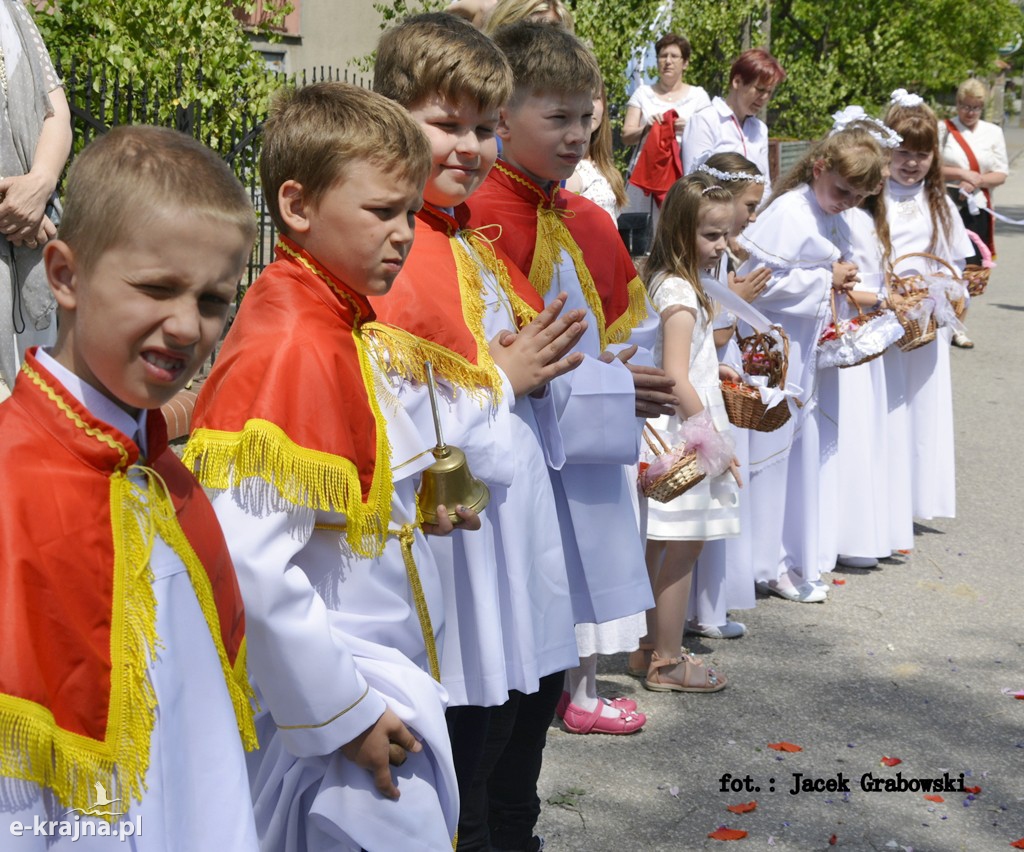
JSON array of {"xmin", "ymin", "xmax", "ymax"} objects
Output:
[{"xmin": 55, "ymin": 58, "xmax": 372, "ymax": 288}]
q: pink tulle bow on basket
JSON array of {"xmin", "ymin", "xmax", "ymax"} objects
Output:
[{"xmin": 678, "ymin": 409, "xmax": 735, "ymax": 477}]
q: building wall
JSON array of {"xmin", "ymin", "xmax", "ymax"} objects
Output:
[{"xmin": 245, "ymin": 0, "xmax": 385, "ymax": 78}]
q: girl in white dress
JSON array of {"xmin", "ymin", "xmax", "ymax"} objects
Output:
[
  {"xmin": 641, "ymin": 173, "xmax": 739, "ymax": 693},
  {"xmin": 690, "ymin": 153, "xmax": 769, "ymax": 637},
  {"xmin": 883, "ymin": 92, "xmax": 972, "ymax": 521},
  {"xmin": 738, "ymin": 127, "xmax": 887, "ymax": 601}
]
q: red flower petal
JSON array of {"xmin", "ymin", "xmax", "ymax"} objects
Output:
[
  {"xmin": 1014, "ymin": 692, "xmax": 1024, "ymax": 700},
  {"xmin": 924, "ymin": 795, "xmax": 944, "ymax": 803},
  {"xmin": 965, "ymin": 785, "xmax": 981, "ymax": 794},
  {"xmin": 727, "ymin": 801, "xmax": 757, "ymax": 814},
  {"xmin": 1010, "ymin": 839, "xmax": 1024, "ymax": 849},
  {"xmin": 708, "ymin": 827, "xmax": 748, "ymax": 841},
  {"xmin": 880, "ymin": 756, "xmax": 902, "ymax": 766},
  {"xmin": 829, "ymin": 835, "xmax": 838, "ymax": 846},
  {"xmin": 833, "ymin": 579, "xmax": 847, "ymax": 585},
  {"xmin": 768, "ymin": 741, "xmax": 803, "ymax": 752}
]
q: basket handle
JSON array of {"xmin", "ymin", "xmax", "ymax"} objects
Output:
[
  {"xmin": 643, "ymin": 423, "xmax": 671, "ymax": 456},
  {"xmin": 831, "ymin": 288, "xmax": 867, "ymax": 323},
  {"xmin": 771, "ymin": 324, "xmax": 790, "ymax": 388},
  {"xmin": 889, "ymin": 252, "xmax": 960, "ymax": 280}
]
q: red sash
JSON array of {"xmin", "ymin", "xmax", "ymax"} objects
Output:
[
  {"xmin": 945, "ymin": 118, "xmax": 994, "ymax": 251},
  {"xmin": 187, "ymin": 237, "xmax": 394, "ymax": 559},
  {"xmin": 0, "ymin": 351, "xmax": 255, "ymax": 816}
]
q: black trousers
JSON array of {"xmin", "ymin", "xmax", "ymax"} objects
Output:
[
  {"xmin": 453, "ymin": 672, "xmax": 563, "ymax": 852},
  {"xmin": 948, "ymin": 187, "xmax": 993, "ymax": 264}
]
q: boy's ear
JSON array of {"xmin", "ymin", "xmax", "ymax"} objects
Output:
[
  {"xmin": 496, "ymin": 106, "xmax": 512, "ymax": 142},
  {"xmin": 278, "ymin": 180, "xmax": 312, "ymax": 235},
  {"xmin": 43, "ymin": 240, "xmax": 79, "ymax": 311}
]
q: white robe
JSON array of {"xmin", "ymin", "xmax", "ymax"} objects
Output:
[
  {"xmin": 832, "ymin": 208, "xmax": 904, "ymax": 559},
  {"xmin": 738, "ymin": 184, "xmax": 845, "ymax": 583},
  {"xmin": 213, "ymin": 366, "xmax": 458, "ymax": 852},
  {"xmin": 885, "ymin": 178, "xmax": 971, "ymax": 521},
  {"xmin": 0, "ymin": 351, "xmax": 258, "ymax": 852},
  {"xmin": 542, "ymin": 238, "xmax": 657, "ymax": 629},
  {"xmin": 421, "ymin": 232, "xmax": 578, "ymax": 705}
]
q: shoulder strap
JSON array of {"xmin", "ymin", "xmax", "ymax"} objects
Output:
[{"xmin": 945, "ymin": 119, "xmax": 980, "ymax": 172}]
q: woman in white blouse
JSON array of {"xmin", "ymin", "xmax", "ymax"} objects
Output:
[
  {"xmin": 939, "ymin": 77, "xmax": 1008, "ymax": 347},
  {"xmin": 622, "ymin": 33, "xmax": 709, "ymax": 149}
]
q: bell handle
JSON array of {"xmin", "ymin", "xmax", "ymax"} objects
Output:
[{"xmin": 423, "ymin": 361, "xmax": 447, "ymax": 451}]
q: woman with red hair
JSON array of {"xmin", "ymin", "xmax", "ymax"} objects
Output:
[{"xmin": 683, "ymin": 48, "xmax": 785, "ymax": 196}]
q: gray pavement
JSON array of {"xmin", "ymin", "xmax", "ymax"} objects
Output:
[{"xmin": 534, "ymin": 128, "xmax": 1024, "ymax": 851}]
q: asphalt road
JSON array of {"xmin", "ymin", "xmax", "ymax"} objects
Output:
[{"xmin": 533, "ymin": 128, "xmax": 1024, "ymax": 852}]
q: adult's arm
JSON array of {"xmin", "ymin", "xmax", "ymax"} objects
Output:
[
  {"xmin": 0, "ymin": 88, "xmax": 72, "ymax": 244},
  {"xmin": 621, "ymin": 104, "xmax": 648, "ymax": 147}
]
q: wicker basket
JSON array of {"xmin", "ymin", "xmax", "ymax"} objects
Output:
[
  {"xmin": 639, "ymin": 425, "xmax": 706, "ymax": 503},
  {"xmin": 886, "ymin": 252, "xmax": 957, "ymax": 352},
  {"xmin": 963, "ymin": 229, "xmax": 993, "ymax": 297},
  {"xmin": 818, "ymin": 290, "xmax": 900, "ymax": 369},
  {"xmin": 962, "ymin": 265, "xmax": 991, "ymax": 297},
  {"xmin": 721, "ymin": 380, "xmax": 791, "ymax": 432},
  {"xmin": 739, "ymin": 325, "xmax": 789, "ymax": 387}
]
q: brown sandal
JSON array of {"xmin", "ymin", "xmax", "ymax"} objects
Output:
[
  {"xmin": 627, "ymin": 643, "xmax": 655, "ymax": 677},
  {"xmin": 644, "ymin": 651, "xmax": 728, "ymax": 693}
]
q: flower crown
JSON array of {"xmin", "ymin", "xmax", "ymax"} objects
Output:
[
  {"xmin": 890, "ymin": 88, "xmax": 924, "ymax": 108},
  {"xmin": 829, "ymin": 105, "xmax": 903, "ymax": 149},
  {"xmin": 696, "ymin": 163, "xmax": 766, "ymax": 185}
]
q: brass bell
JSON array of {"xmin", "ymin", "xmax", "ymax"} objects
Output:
[{"xmin": 417, "ymin": 361, "xmax": 490, "ymax": 526}]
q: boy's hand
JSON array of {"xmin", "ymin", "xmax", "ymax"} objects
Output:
[
  {"xmin": 422, "ymin": 504, "xmax": 482, "ymax": 536},
  {"xmin": 600, "ymin": 344, "xmax": 677, "ymax": 418},
  {"xmin": 729, "ymin": 266, "xmax": 770, "ymax": 302},
  {"xmin": 489, "ymin": 292, "xmax": 587, "ymax": 398},
  {"xmin": 340, "ymin": 707, "xmax": 422, "ymax": 800}
]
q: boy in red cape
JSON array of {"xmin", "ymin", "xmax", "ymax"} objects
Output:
[{"xmin": 0, "ymin": 126, "xmax": 259, "ymax": 847}]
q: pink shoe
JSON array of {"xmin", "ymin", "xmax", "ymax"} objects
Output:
[
  {"xmin": 561, "ymin": 700, "xmax": 646, "ymax": 735},
  {"xmin": 556, "ymin": 691, "xmax": 638, "ymax": 719}
]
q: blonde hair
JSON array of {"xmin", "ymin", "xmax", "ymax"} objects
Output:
[
  {"xmin": 484, "ymin": 0, "xmax": 574, "ymax": 34},
  {"xmin": 587, "ymin": 79, "xmax": 627, "ymax": 210},
  {"xmin": 260, "ymin": 83, "xmax": 431, "ymax": 235},
  {"xmin": 491, "ymin": 21, "xmax": 599, "ymax": 102},
  {"xmin": 957, "ymin": 78, "xmax": 988, "ymax": 103},
  {"xmin": 59, "ymin": 125, "xmax": 255, "ymax": 275},
  {"xmin": 644, "ymin": 172, "xmax": 732, "ymax": 319},
  {"xmin": 374, "ymin": 13, "xmax": 513, "ymax": 113},
  {"xmin": 883, "ymin": 101, "xmax": 953, "ymax": 254},
  {"xmin": 768, "ymin": 125, "xmax": 885, "ymax": 207}
]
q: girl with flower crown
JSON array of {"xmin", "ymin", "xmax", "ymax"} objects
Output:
[
  {"xmin": 685, "ymin": 152, "xmax": 769, "ymax": 637},
  {"xmin": 883, "ymin": 89, "xmax": 972, "ymax": 523},
  {"xmin": 737, "ymin": 125, "xmax": 888, "ymax": 602}
]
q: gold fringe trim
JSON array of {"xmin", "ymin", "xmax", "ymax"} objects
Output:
[
  {"xmin": 362, "ymin": 323, "xmax": 499, "ymax": 407},
  {"xmin": 461, "ymin": 227, "xmax": 538, "ymax": 331},
  {"xmin": 2, "ymin": 365, "xmax": 258, "ymax": 818},
  {"xmin": 154, "ymin": 509, "xmax": 258, "ymax": 751},
  {"xmin": 185, "ymin": 418, "xmax": 392, "ymax": 560},
  {"xmin": 606, "ymin": 275, "xmax": 654, "ymax": 346},
  {"xmin": 528, "ymin": 206, "xmax": 611, "ymax": 349}
]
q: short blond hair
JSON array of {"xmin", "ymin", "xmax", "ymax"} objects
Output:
[
  {"xmin": 374, "ymin": 13, "xmax": 513, "ymax": 113},
  {"xmin": 957, "ymin": 78, "xmax": 988, "ymax": 103},
  {"xmin": 484, "ymin": 0, "xmax": 574, "ymax": 34},
  {"xmin": 260, "ymin": 83, "xmax": 431, "ymax": 234},
  {"xmin": 59, "ymin": 126, "xmax": 255, "ymax": 275},
  {"xmin": 491, "ymin": 21, "xmax": 599, "ymax": 103}
]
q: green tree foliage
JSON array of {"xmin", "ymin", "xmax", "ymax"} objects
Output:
[
  {"xmin": 362, "ymin": 0, "xmax": 1022, "ymax": 140},
  {"xmin": 32, "ymin": 0, "xmax": 290, "ymax": 150}
]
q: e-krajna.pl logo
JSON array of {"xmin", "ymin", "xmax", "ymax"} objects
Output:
[{"xmin": 8, "ymin": 783, "xmax": 142, "ymax": 842}]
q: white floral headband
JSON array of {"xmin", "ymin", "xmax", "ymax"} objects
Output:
[
  {"xmin": 696, "ymin": 163, "xmax": 767, "ymax": 185},
  {"xmin": 890, "ymin": 88, "xmax": 924, "ymax": 108},
  {"xmin": 829, "ymin": 105, "xmax": 903, "ymax": 149}
]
